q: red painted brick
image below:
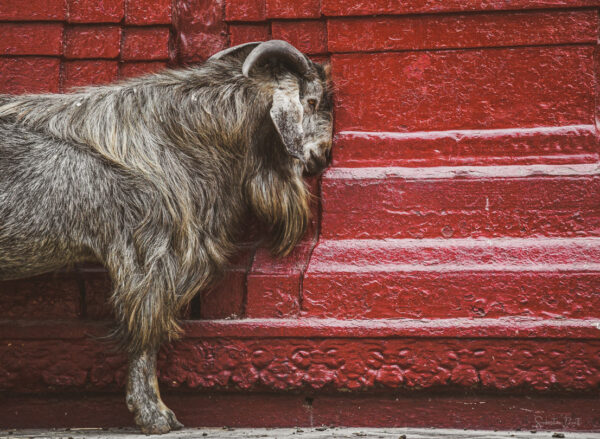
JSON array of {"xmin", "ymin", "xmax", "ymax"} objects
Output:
[
  {"xmin": 0, "ymin": 0, "xmax": 65, "ymax": 21},
  {"xmin": 266, "ymin": 0, "xmax": 320, "ymax": 19},
  {"xmin": 80, "ymin": 267, "xmax": 113, "ymax": 320},
  {"xmin": 0, "ymin": 273, "xmax": 81, "ymax": 319},
  {"xmin": 322, "ymin": 0, "xmax": 600, "ymax": 17},
  {"xmin": 199, "ymin": 249, "xmax": 253, "ymax": 319},
  {"xmin": 174, "ymin": 0, "xmax": 228, "ymax": 63},
  {"xmin": 304, "ymin": 272, "xmax": 600, "ymax": 319},
  {"xmin": 119, "ymin": 61, "xmax": 167, "ymax": 78},
  {"xmin": 328, "ymin": 10, "xmax": 598, "ymax": 53},
  {"xmin": 65, "ymin": 26, "xmax": 121, "ymax": 59},
  {"xmin": 199, "ymin": 272, "xmax": 246, "ymax": 319},
  {"xmin": 333, "ymin": 125, "xmax": 599, "ymax": 168},
  {"xmin": 0, "ymin": 57, "xmax": 60, "ymax": 94},
  {"xmin": 63, "ymin": 60, "xmax": 119, "ymax": 90},
  {"xmin": 271, "ymin": 21, "xmax": 327, "ymax": 55},
  {"xmin": 321, "ymin": 165, "xmax": 600, "ymax": 239},
  {"xmin": 229, "ymin": 24, "xmax": 270, "ymax": 46},
  {"xmin": 68, "ymin": 0, "xmax": 124, "ymax": 23},
  {"xmin": 332, "ymin": 47, "xmax": 594, "ymax": 133},
  {"xmin": 225, "ymin": 0, "xmax": 265, "ymax": 22},
  {"xmin": 245, "ymin": 244, "xmax": 314, "ymax": 318},
  {"xmin": 122, "ymin": 27, "xmax": 170, "ymax": 61},
  {"xmin": 126, "ymin": 0, "xmax": 172, "ymax": 25},
  {"xmin": 0, "ymin": 23, "xmax": 63, "ymax": 56}
]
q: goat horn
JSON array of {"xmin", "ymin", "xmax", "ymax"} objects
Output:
[
  {"xmin": 242, "ymin": 40, "xmax": 310, "ymax": 77},
  {"xmin": 208, "ymin": 42, "xmax": 262, "ymax": 61}
]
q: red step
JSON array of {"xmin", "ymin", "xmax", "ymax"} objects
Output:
[
  {"xmin": 303, "ymin": 237, "xmax": 600, "ymax": 319},
  {"xmin": 321, "ymin": 164, "xmax": 600, "ymax": 240},
  {"xmin": 333, "ymin": 125, "xmax": 598, "ymax": 167}
]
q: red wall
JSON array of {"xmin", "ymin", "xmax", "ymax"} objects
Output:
[{"xmin": 1, "ymin": 0, "xmax": 600, "ymax": 431}]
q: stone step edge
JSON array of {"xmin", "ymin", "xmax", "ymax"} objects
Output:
[{"xmin": 2, "ymin": 317, "xmax": 599, "ymax": 340}]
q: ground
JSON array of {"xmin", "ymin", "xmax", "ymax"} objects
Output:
[{"xmin": 1, "ymin": 428, "xmax": 599, "ymax": 439}]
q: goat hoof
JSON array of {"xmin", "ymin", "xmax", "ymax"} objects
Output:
[
  {"xmin": 139, "ymin": 417, "xmax": 171, "ymax": 435},
  {"xmin": 164, "ymin": 408, "xmax": 184, "ymax": 430},
  {"xmin": 134, "ymin": 406, "xmax": 181, "ymax": 434}
]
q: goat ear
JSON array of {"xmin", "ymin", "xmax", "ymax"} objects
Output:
[{"xmin": 270, "ymin": 87, "xmax": 305, "ymax": 161}]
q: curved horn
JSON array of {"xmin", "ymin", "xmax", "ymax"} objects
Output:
[
  {"xmin": 242, "ymin": 40, "xmax": 310, "ymax": 77},
  {"xmin": 208, "ymin": 42, "xmax": 262, "ymax": 61}
]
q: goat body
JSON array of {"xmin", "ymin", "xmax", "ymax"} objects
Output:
[{"xmin": 0, "ymin": 41, "xmax": 332, "ymax": 433}]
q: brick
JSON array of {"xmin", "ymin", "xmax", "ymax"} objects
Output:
[
  {"xmin": 68, "ymin": 0, "xmax": 124, "ymax": 22},
  {"xmin": 245, "ymin": 244, "xmax": 314, "ymax": 318},
  {"xmin": 333, "ymin": 125, "xmax": 599, "ymax": 168},
  {"xmin": 63, "ymin": 60, "xmax": 119, "ymax": 90},
  {"xmin": 0, "ymin": 0, "xmax": 65, "ymax": 21},
  {"xmin": 126, "ymin": 0, "xmax": 172, "ymax": 24},
  {"xmin": 65, "ymin": 26, "xmax": 121, "ymax": 59},
  {"xmin": 321, "ymin": 164, "xmax": 600, "ymax": 239},
  {"xmin": 0, "ymin": 273, "xmax": 81, "ymax": 319},
  {"xmin": 198, "ymin": 249, "xmax": 253, "ymax": 319},
  {"xmin": 332, "ymin": 47, "xmax": 594, "ymax": 133},
  {"xmin": 81, "ymin": 267, "xmax": 113, "ymax": 320},
  {"xmin": 119, "ymin": 61, "xmax": 167, "ymax": 78},
  {"xmin": 0, "ymin": 57, "xmax": 60, "ymax": 94},
  {"xmin": 174, "ymin": 0, "xmax": 228, "ymax": 63},
  {"xmin": 271, "ymin": 21, "xmax": 326, "ymax": 55},
  {"xmin": 322, "ymin": 0, "xmax": 600, "ymax": 17},
  {"xmin": 122, "ymin": 27, "xmax": 170, "ymax": 61},
  {"xmin": 0, "ymin": 23, "xmax": 63, "ymax": 56},
  {"xmin": 229, "ymin": 24, "xmax": 270, "ymax": 46},
  {"xmin": 266, "ymin": 0, "xmax": 320, "ymax": 19},
  {"xmin": 225, "ymin": 0, "xmax": 265, "ymax": 21},
  {"xmin": 328, "ymin": 10, "xmax": 598, "ymax": 53}
]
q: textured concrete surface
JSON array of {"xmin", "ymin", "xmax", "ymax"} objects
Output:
[{"xmin": 1, "ymin": 428, "xmax": 597, "ymax": 439}]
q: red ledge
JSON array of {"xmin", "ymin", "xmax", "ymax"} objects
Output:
[
  {"xmin": 332, "ymin": 125, "xmax": 599, "ymax": 167},
  {"xmin": 2, "ymin": 318, "xmax": 600, "ymax": 340},
  {"xmin": 2, "ymin": 319, "xmax": 599, "ymax": 393},
  {"xmin": 3, "ymin": 393, "xmax": 600, "ymax": 430}
]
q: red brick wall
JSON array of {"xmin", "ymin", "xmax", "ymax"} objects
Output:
[
  {"xmin": 0, "ymin": 0, "xmax": 173, "ymax": 94},
  {"xmin": 2, "ymin": 0, "xmax": 600, "ymax": 431}
]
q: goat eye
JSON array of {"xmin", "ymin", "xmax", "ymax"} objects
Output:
[{"xmin": 307, "ymin": 98, "xmax": 317, "ymax": 109}]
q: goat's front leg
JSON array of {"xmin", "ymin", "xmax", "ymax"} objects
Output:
[{"xmin": 126, "ymin": 349, "xmax": 183, "ymax": 434}]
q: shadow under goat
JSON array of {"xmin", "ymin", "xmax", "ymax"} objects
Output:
[{"xmin": 0, "ymin": 40, "xmax": 333, "ymax": 434}]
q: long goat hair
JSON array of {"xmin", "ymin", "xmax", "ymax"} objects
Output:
[{"xmin": 0, "ymin": 40, "xmax": 333, "ymax": 433}]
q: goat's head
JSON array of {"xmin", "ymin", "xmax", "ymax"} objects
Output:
[{"xmin": 210, "ymin": 40, "xmax": 333, "ymax": 177}]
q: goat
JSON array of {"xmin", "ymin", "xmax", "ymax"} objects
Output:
[{"xmin": 0, "ymin": 40, "xmax": 333, "ymax": 433}]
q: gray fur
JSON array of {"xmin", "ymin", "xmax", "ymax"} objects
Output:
[{"xmin": 0, "ymin": 41, "xmax": 332, "ymax": 433}]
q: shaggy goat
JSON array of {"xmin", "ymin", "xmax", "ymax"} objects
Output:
[{"xmin": 0, "ymin": 40, "xmax": 332, "ymax": 433}]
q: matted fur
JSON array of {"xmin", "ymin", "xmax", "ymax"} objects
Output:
[{"xmin": 0, "ymin": 46, "xmax": 332, "ymax": 357}]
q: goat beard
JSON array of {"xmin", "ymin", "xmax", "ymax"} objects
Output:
[{"xmin": 246, "ymin": 166, "xmax": 311, "ymax": 257}]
